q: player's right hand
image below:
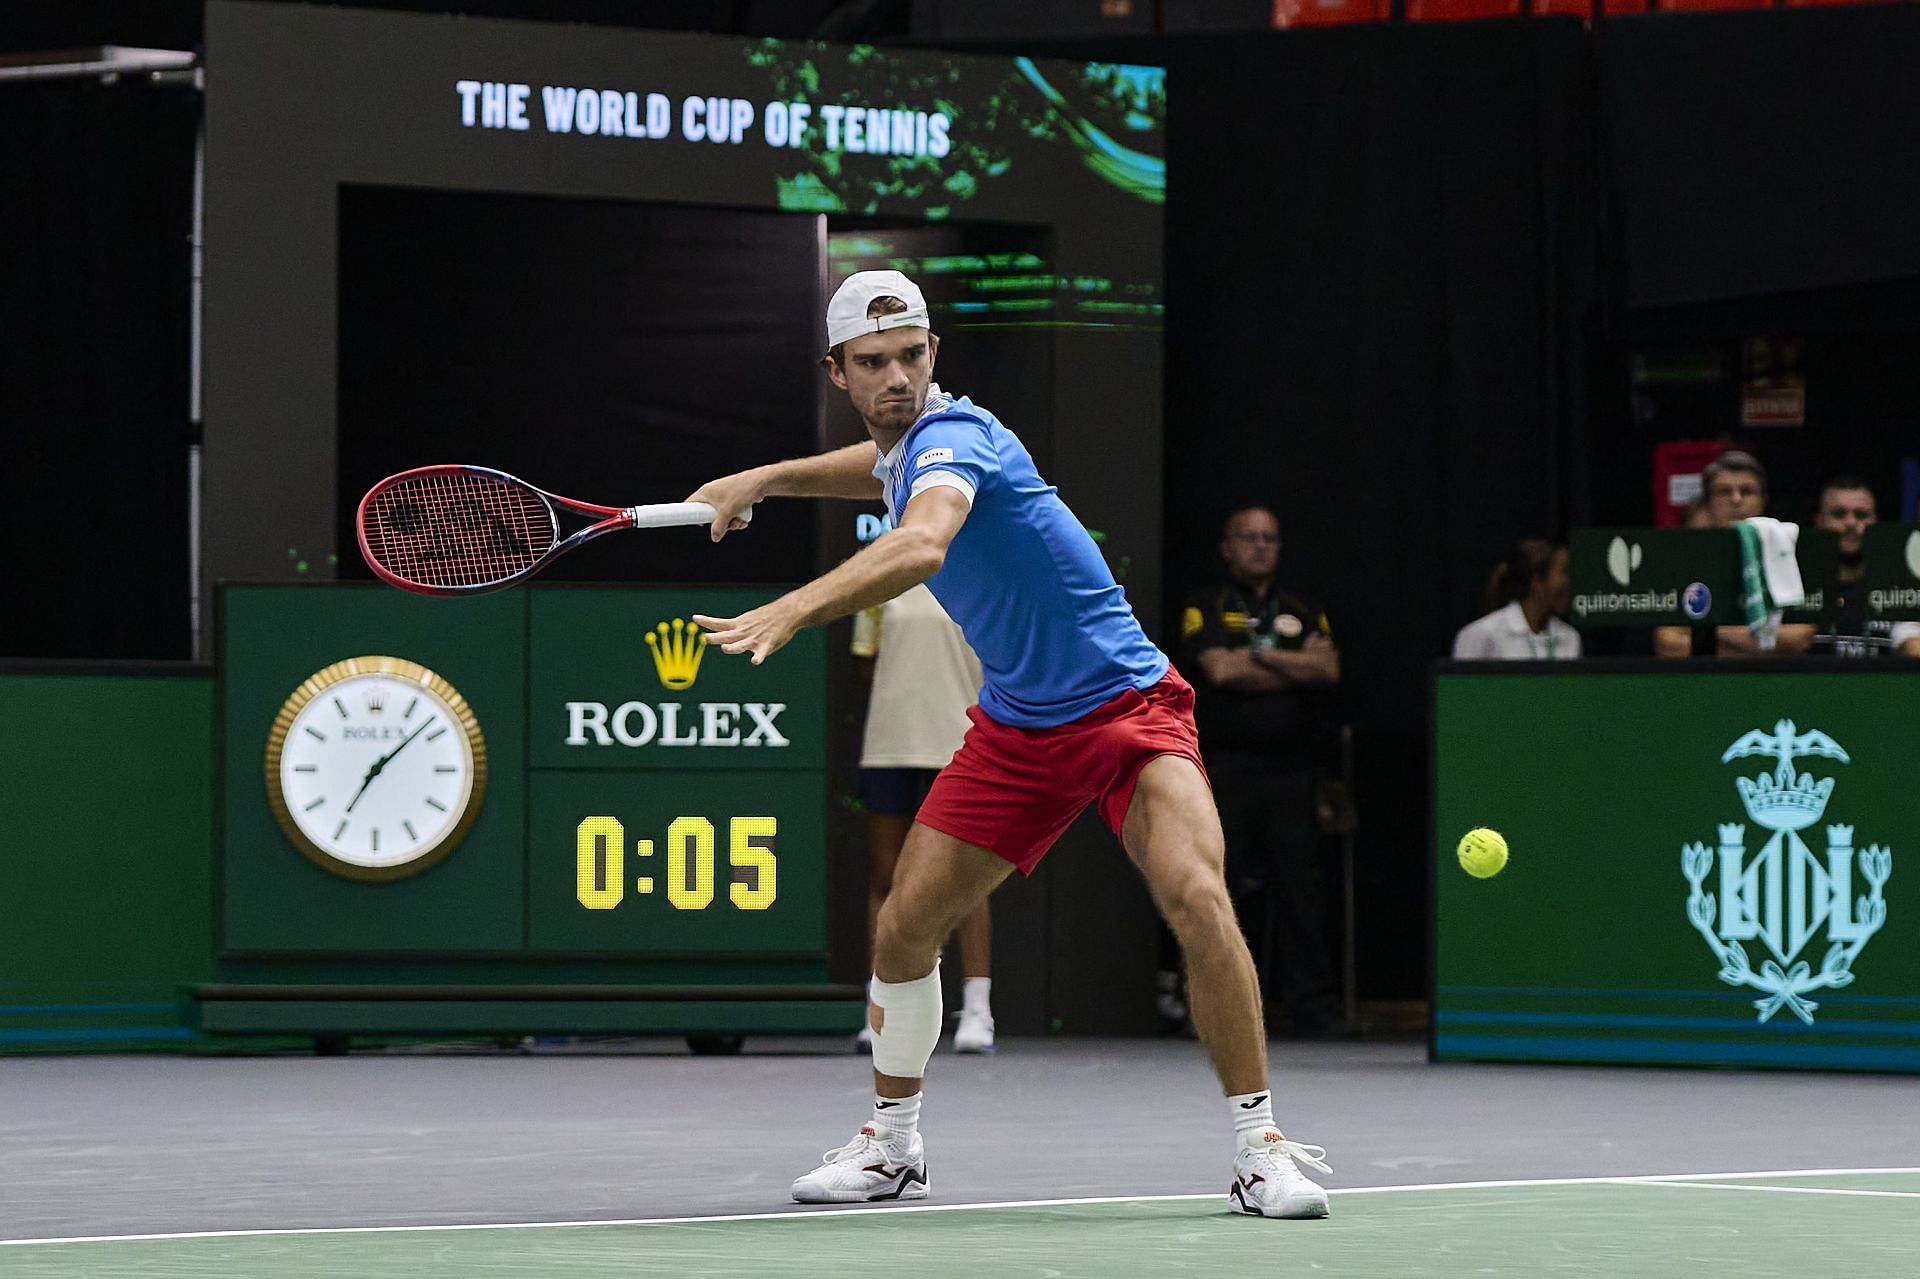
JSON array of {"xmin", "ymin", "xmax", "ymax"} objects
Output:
[{"xmin": 685, "ymin": 473, "xmax": 762, "ymax": 542}]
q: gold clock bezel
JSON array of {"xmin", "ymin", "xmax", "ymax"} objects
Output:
[{"xmin": 263, "ymin": 655, "xmax": 488, "ymax": 882}]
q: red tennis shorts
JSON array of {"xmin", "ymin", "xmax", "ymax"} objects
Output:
[{"xmin": 915, "ymin": 669, "xmax": 1209, "ymax": 876}]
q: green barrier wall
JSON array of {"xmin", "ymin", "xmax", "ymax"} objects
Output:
[
  {"xmin": 1434, "ymin": 665, "xmax": 1920, "ymax": 1072},
  {"xmin": 0, "ymin": 669, "xmax": 213, "ymax": 1051},
  {"xmin": 0, "ymin": 583, "xmax": 849, "ymax": 1052}
]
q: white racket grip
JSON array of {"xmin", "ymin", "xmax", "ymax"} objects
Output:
[{"xmin": 624, "ymin": 501, "xmax": 754, "ymax": 530}]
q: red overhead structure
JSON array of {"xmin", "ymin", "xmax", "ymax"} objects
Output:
[
  {"xmin": 1270, "ymin": 0, "xmax": 1386, "ymax": 26},
  {"xmin": 1532, "ymin": 0, "xmax": 1651, "ymax": 15},
  {"xmin": 1404, "ymin": 0, "xmax": 1524, "ymax": 19}
]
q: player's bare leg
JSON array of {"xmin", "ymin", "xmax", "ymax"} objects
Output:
[
  {"xmin": 861, "ymin": 814, "xmax": 996, "ymax": 1055},
  {"xmin": 792, "ymin": 825, "xmax": 1009, "ymax": 1203},
  {"xmin": 870, "ymin": 827, "xmax": 1011, "ymax": 1090},
  {"xmin": 1122, "ymin": 754, "xmax": 1332, "ymax": 1219},
  {"xmin": 1121, "ymin": 755, "xmax": 1264, "ymax": 1089}
]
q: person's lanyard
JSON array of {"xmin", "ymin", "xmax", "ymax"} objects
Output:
[
  {"xmin": 1225, "ymin": 583, "xmax": 1280, "ymax": 644},
  {"xmin": 1538, "ymin": 628, "xmax": 1557, "ymax": 660}
]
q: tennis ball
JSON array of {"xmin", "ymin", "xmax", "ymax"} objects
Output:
[{"xmin": 1457, "ymin": 828, "xmax": 1508, "ymax": 879}]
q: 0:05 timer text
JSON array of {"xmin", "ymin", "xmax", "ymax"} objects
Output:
[{"xmin": 575, "ymin": 815, "xmax": 776, "ymax": 911}]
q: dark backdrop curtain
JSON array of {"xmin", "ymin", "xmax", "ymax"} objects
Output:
[
  {"xmin": 0, "ymin": 81, "xmax": 195, "ymax": 659},
  {"xmin": 1599, "ymin": 7, "xmax": 1920, "ymax": 308},
  {"xmin": 335, "ymin": 188, "xmax": 821, "ymax": 588},
  {"xmin": 1006, "ymin": 19, "xmax": 1601, "ymax": 998},
  {"xmin": 1158, "ymin": 21, "xmax": 1599, "ymax": 996},
  {"xmin": 1160, "ymin": 20, "xmax": 1597, "ymax": 717}
]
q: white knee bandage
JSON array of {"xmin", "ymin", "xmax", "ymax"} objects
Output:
[{"xmin": 869, "ymin": 962, "xmax": 943, "ymax": 1080}]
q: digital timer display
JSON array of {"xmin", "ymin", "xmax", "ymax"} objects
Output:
[
  {"xmin": 575, "ymin": 815, "xmax": 778, "ymax": 911},
  {"xmin": 527, "ymin": 770, "xmax": 824, "ymax": 953}
]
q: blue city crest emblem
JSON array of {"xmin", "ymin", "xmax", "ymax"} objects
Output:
[{"xmin": 1680, "ymin": 720, "xmax": 1893, "ymax": 1025}]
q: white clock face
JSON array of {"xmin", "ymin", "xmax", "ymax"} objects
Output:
[{"xmin": 273, "ymin": 669, "xmax": 478, "ymax": 874}]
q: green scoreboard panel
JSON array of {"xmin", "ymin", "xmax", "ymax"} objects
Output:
[
  {"xmin": 220, "ymin": 583, "xmax": 825, "ymax": 964},
  {"xmin": 1434, "ymin": 665, "xmax": 1920, "ymax": 1073},
  {"xmin": 526, "ymin": 588, "xmax": 824, "ymax": 956}
]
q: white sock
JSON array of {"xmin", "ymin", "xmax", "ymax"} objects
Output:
[
  {"xmin": 962, "ymin": 977, "xmax": 992, "ymax": 1017},
  {"xmin": 871, "ymin": 1092, "xmax": 921, "ymax": 1143},
  {"xmin": 1228, "ymin": 1089, "xmax": 1276, "ymax": 1147}
]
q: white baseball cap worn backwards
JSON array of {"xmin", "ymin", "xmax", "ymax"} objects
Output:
[{"xmin": 826, "ymin": 269, "xmax": 929, "ymax": 350}]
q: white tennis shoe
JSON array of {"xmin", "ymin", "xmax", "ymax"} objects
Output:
[
  {"xmin": 1227, "ymin": 1132, "xmax": 1331, "ymax": 1219},
  {"xmin": 952, "ymin": 1009, "xmax": 995, "ymax": 1054},
  {"xmin": 791, "ymin": 1125, "xmax": 929, "ymax": 1203}
]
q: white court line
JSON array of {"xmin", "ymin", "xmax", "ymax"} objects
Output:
[
  {"xmin": 3, "ymin": 1166, "xmax": 1918, "ymax": 1250},
  {"xmin": 1621, "ymin": 1180, "xmax": 1920, "ymax": 1200},
  {"xmin": 1626, "ymin": 1166, "xmax": 1920, "ymax": 1183}
]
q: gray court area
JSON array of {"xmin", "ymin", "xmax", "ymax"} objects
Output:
[{"xmin": 4, "ymin": 1038, "xmax": 1919, "ymax": 1277}]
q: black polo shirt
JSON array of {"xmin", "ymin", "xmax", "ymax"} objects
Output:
[{"xmin": 1179, "ymin": 582, "xmax": 1334, "ymax": 761}]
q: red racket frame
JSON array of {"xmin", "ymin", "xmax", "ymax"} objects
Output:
[{"xmin": 356, "ymin": 464, "xmax": 725, "ymax": 596}]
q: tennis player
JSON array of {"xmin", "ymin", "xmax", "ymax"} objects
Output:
[{"xmin": 688, "ymin": 270, "xmax": 1331, "ymax": 1219}]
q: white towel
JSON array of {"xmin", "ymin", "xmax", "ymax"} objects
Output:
[
  {"xmin": 1738, "ymin": 517, "xmax": 1803, "ymax": 650},
  {"xmin": 1744, "ymin": 517, "xmax": 1804, "ymax": 609}
]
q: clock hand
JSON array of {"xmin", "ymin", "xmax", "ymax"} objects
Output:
[
  {"xmin": 342, "ymin": 746, "xmax": 391, "ymax": 815},
  {"xmin": 344, "ymin": 716, "xmax": 436, "ymax": 814},
  {"xmin": 343, "ymin": 769, "xmax": 378, "ymax": 814}
]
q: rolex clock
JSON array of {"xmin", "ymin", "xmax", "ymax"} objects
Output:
[{"xmin": 264, "ymin": 656, "xmax": 487, "ymax": 881}]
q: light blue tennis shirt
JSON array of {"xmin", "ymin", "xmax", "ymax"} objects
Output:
[{"xmin": 873, "ymin": 385, "xmax": 1168, "ymax": 729}]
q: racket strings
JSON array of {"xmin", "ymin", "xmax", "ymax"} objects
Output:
[{"xmin": 363, "ymin": 471, "xmax": 555, "ymax": 589}]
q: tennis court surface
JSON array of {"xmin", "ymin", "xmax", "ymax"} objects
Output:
[{"xmin": 4, "ymin": 1041, "xmax": 1916, "ymax": 1277}]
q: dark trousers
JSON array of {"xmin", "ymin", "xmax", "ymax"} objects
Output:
[{"xmin": 1208, "ymin": 751, "xmax": 1338, "ymax": 1030}]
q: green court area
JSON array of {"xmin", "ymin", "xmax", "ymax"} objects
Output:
[{"xmin": 6, "ymin": 1172, "xmax": 1917, "ymax": 1278}]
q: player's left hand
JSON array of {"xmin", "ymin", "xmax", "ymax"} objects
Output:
[{"xmin": 693, "ymin": 604, "xmax": 799, "ymax": 666}]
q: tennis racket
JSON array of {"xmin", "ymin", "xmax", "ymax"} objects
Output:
[{"xmin": 356, "ymin": 464, "xmax": 748, "ymax": 596}]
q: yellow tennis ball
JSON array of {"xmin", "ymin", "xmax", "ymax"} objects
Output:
[{"xmin": 1457, "ymin": 828, "xmax": 1508, "ymax": 879}]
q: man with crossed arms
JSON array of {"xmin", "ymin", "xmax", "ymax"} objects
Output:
[{"xmin": 688, "ymin": 270, "xmax": 1331, "ymax": 1219}]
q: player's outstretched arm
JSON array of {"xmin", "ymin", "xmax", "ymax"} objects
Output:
[
  {"xmin": 686, "ymin": 443, "xmax": 884, "ymax": 541},
  {"xmin": 695, "ymin": 486, "xmax": 968, "ymax": 665}
]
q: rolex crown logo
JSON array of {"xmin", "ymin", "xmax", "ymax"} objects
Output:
[
  {"xmin": 646, "ymin": 618, "xmax": 708, "ymax": 690},
  {"xmin": 364, "ymin": 689, "xmax": 386, "ymax": 713}
]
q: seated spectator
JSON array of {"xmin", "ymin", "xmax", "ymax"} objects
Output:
[
  {"xmin": 1452, "ymin": 539, "xmax": 1581, "ymax": 660},
  {"xmin": 1806, "ymin": 476, "xmax": 1920, "ymax": 659},
  {"xmin": 1654, "ymin": 450, "xmax": 1814, "ymax": 658}
]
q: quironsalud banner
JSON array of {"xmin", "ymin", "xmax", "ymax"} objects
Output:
[
  {"xmin": 1434, "ymin": 668, "xmax": 1916, "ymax": 1072},
  {"xmin": 1568, "ymin": 527, "xmax": 1839, "ymax": 627}
]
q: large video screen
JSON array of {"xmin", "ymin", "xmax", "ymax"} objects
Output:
[{"xmin": 203, "ymin": 0, "xmax": 1166, "ymax": 604}]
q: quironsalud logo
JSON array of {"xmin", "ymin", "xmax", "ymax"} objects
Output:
[{"xmin": 1681, "ymin": 720, "xmax": 1893, "ymax": 1025}]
